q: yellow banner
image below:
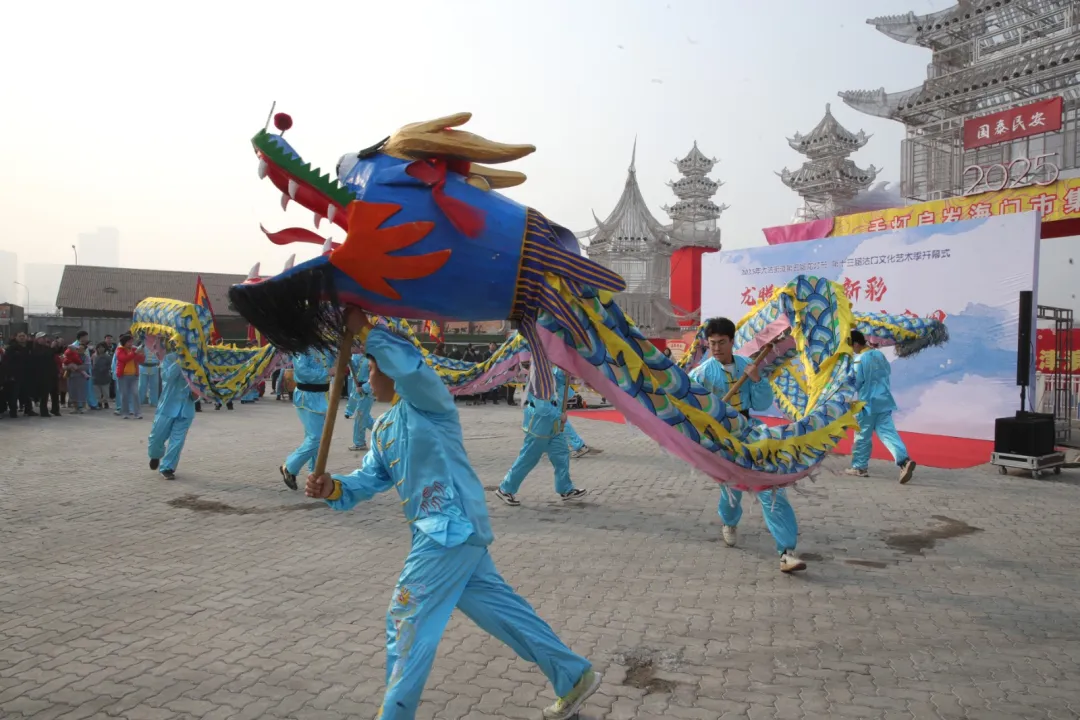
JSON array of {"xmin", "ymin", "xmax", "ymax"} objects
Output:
[{"xmin": 831, "ymin": 178, "xmax": 1080, "ymax": 237}]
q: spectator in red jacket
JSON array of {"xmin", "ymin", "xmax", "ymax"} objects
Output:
[{"xmin": 114, "ymin": 334, "xmax": 145, "ymax": 419}]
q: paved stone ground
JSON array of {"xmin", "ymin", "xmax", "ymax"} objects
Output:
[{"xmin": 2, "ymin": 399, "xmax": 1080, "ymax": 720}]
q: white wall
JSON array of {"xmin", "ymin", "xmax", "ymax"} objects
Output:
[{"xmin": 1037, "ymin": 234, "xmax": 1080, "ymax": 315}]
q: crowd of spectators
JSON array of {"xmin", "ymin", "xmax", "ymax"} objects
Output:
[{"xmin": 0, "ymin": 330, "xmax": 158, "ymax": 420}]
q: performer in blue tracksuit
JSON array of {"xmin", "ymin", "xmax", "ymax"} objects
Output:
[
  {"xmin": 689, "ymin": 317, "xmax": 806, "ymax": 574},
  {"xmin": 846, "ymin": 330, "xmax": 917, "ymax": 484},
  {"xmin": 147, "ymin": 353, "xmax": 196, "ymax": 480},
  {"xmin": 496, "ymin": 366, "xmax": 589, "ymax": 506},
  {"xmin": 305, "ymin": 310, "xmax": 601, "ymax": 720},
  {"xmin": 279, "ymin": 346, "xmax": 336, "ymax": 490},
  {"xmin": 344, "ymin": 350, "xmax": 375, "ymax": 451},
  {"xmin": 138, "ymin": 353, "xmax": 160, "ymax": 406}
]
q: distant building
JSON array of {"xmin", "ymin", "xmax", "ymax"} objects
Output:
[
  {"xmin": 77, "ymin": 227, "xmax": 120, "ymax": 267},
  {"xmin": 21, "ymin": 263, "xmax": 65, "ymax": 314},
  {"xmin": 577, "ymin": 141, "xmax": 722, "ymax": 334},
  {"xmin": 0, "ymin": 303, "xmax": 25, "ymax": 337},
  {"xmin": 840, "ymin": 1, "xmax": 1080, "ymax": 202},
  {"xmin": 0, "ymin": 250, "xmax": 15, "ymax": 304},
  {"xmin": 55, "ymin": 265, "xmax": 250, "ymax": 339}
]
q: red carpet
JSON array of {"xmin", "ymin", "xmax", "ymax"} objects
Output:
[{"xmin": 568, "ymin": 409, "xmax": 994, "ymax": 470}]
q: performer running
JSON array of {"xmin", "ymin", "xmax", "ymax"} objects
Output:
[
  {"xmin": 343, "ymin": 347, "xmax": 375, "ymax": 451},
  {"xmin": 690, "ymin": 317, "xmax": 805, "ymax": 574},
  {"xmin": 496, "ymin": 366, "xmax": 589, "ymax": 506},
  {"xmin": 147, "ymin": 353, "xmax": 196, "ymax": 480},
  {"xmin": 845, "ymin": 330, "xmax": 917, "ymax": 484},
  {"xmin": 306, "ymin": 310, "xmax": 601, "ymax": 720},
  {"xmin": 279, "ymin": 346, "xmax": 336, "ymax": 490}
]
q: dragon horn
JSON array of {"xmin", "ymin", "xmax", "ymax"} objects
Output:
[{"xmin": 247, "ymin": 263, "xmax": 261, "ymax": 280}]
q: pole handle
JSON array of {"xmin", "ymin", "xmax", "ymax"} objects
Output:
[{"xmin": 313, "ymin": 332, "xmax": 354, "ymax": 478}]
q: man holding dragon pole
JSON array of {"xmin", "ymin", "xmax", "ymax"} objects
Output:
[{"xmin": 305, "ymin": 308, "xmax": 601, "ymax": 720}]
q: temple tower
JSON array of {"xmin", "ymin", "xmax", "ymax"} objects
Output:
[{"xmin": 779, "ymin": 104, "xmax": 878, "ymax": 221}]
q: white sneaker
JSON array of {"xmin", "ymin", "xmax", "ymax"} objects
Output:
[
  {"xmin": 780, "ymin": 551, "xmax": 807, "ymax": 573},
  {"xmin": 570, "ymin": 446, "xmax": 589, "ymax": 459},
  {"xmin": 543, "ymin": 669, "xmax": 602, "ymax": 720},
  {"xmin": 721, "ymin": 525, "xmax": 737, "ymax": 547}
]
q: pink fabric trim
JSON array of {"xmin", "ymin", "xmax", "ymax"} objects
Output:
[
  {"xmin": 538, "ymin": 327, "xmax": 809, "ymax": 491},
  {"xmin": 738, "ymin": 317, "xmax": 792, "ymax": 358},
  {"xmin": 449, "ymin": 352, "xmax": 530, "ymax": 396},
  {"xmin": 761, "ymin": 218, "xmax": 834, "ymax": 245}
]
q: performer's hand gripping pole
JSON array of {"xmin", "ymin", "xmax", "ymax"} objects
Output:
[
  {"xmin": 721, "ymin": 330, "xmax": 790, "ymax": 404},
  {"xmin": 313, "ymin": 331, "xmax": 355, "ymax": 479}
]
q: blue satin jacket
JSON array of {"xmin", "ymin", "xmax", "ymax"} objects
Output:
[
  {"xmin": 156, "ymin": 353, "xmax": 196, "ymax": 420},
  {"xmin": 853, "ymin": 348, "xmax": 897, "ymax": 415},
  {"xmin": 327, "ymin": 327, "xmax": 494, "ymax": 548},
  {"xmin": 292, "ymin": 348, "xmax": 335, "ymax": 414},
  {"xmin": 690, "ymin": 355, "xmax": 774, "ymax": 413}
]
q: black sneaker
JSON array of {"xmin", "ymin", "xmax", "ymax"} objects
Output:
[
  {"xmin": 226, "ymin": 401, "xmax": 234, "ymax": 411},
  {"xmin": 494, "ymin": 488, "xmax": 520, "ymax": 506},
  {"xmin": 25, "ymin": 409, "xmax": 38, "ymax": 417},
  {"xmin": 149, "ymin": 458, "xmax": 160, "ymax": 471},
  {"xmin": 160, "ymin": 469, "xmax": 176, "ymax": 480},
  {"xmin": 280, "ymin": 465, "xmax": 298, "ymax": 491},
  {"xmin": 560, "ymin": 488, "xmax": 589, "ymax": 501}
]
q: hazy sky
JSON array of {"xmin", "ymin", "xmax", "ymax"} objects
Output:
[{"xmin": 4, "ymin": 0, "xmax": 952, "ymax": 282}]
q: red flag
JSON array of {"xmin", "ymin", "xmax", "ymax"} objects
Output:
[
  {"xmin": 194, "ymin": 276, "xmax": 222, "ymax": 344},
  {"xmin": 247, "ymin": 324, "xmax": 268, "ymax": 346}
]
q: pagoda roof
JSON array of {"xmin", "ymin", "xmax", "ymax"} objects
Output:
[
  {"xmin": 788, "ymin": 104, "xmax": 870, "ymax": 157},
  {"xmin": 778, "ymin": 158, "xmax": 879, "ymax": 192},
  {"xmin": 868, "ymin": 1, "xmax": 1069, "ymax": 50},
  {"xmin": 839, "ymin": 32, "xmax": 1080, "ymax": 125},
  {"xmin": 667, "ymin": 174, "xmax": 721, "ymax": 199},
  {"xmin": 674, "ymin": 142, "xmax": 716, "ymax": 176},
  {"xmin": 583, "ymin": 141, "xmax": 673, "ymax": 253}
]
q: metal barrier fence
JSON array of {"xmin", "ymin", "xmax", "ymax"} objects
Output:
[{"xmin": 1034, "ymin": 372, "xmax": 1080, "ymax": 421}]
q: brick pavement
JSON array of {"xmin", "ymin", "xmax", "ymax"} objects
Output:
[{"xmin": 2, "ymin": 399, "xmax": 1080, "ymax": 719}]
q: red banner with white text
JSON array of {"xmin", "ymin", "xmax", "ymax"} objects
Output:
[{"xmin": 963, "ymin": 97, "xmax": 1063, "ymax": 150}]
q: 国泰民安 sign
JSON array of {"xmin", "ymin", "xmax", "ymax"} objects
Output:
[{"xmin": 963, "ymin": 97, "xmax": 1063, "ymax": 150}]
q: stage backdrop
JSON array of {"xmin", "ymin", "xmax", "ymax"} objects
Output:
[{"xmin": 700, "ymin": 213, "xmax": 1041, "ymax": 440}]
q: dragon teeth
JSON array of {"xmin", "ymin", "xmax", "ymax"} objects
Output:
[
  {"xmin": 314, "ymin": 213, "xmax": 322, "ymax": 228},
  {"xmin": 258, "ymin": 159, "xmax": 269, "ymax": 180},
  {"xmin": 322, "ymin": 237, "xmax": 334, "ymax": 254},
  {"xmin": 288, "ymin": 179, "xmax": 299, "ymax": 199},
  {"xmin": 327, "ymin": 205, "xmax": 336, "ymax": 223},
  {"xmin": 280, "ymin": 193, "xmax": 290, "ymax": 211}
]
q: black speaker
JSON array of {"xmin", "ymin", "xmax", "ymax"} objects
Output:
[
  {"xmin": 1017, "ymin": 290, "xmax": 1033, "ymax": 386},
  {"xmin": 994, "ymin": 412, "xmax": 1055, "ymax": 456}
]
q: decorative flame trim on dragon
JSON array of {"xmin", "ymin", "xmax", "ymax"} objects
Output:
[{"xmin": 225, "ymin": 112, "xmax": 949, "ymax": 491}]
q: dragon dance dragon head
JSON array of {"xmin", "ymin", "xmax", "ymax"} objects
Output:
[{"xmin": 228, "ymin": 112, "xmax": 625, "ymax": 397}]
